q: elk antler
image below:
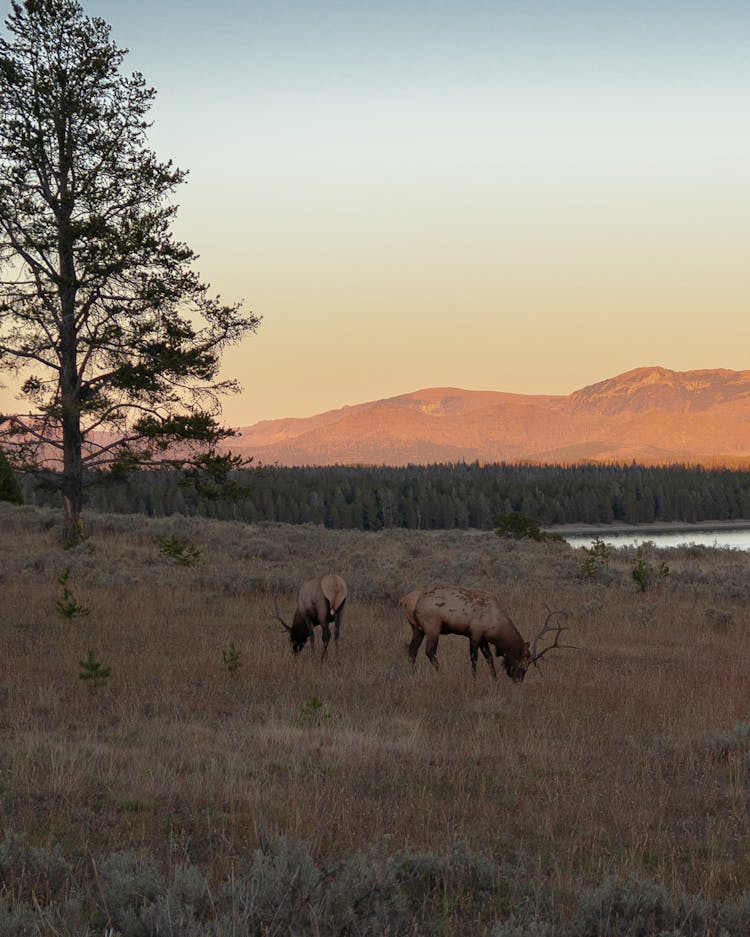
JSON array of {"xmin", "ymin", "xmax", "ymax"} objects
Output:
[
  {"xmin": 271, "ymin": 598, "xmax": 291, "ymax": 633},
  {"xmin": 531, "ymin": 607, "xmax": 577, "ymax": 664}
]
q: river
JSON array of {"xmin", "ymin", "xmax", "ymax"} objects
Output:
[{"xmin": 553, "ymin": 525, "xmax": 750, "ymax": 551}]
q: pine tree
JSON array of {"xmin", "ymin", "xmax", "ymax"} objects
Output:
[{"xmin": 0, "ymin": 0, "xmax": 259, "ymax": 543}]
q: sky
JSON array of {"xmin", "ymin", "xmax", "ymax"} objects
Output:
[{"xmin": 3, "ymin": 0, "xmax": 750, "ymax": 426}]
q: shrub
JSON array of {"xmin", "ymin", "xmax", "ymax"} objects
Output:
[
  {"xmin": 572, "ymin": 878, "xmax": 709, "ymax": 937},
  {"xmin": 393, "ymin": 842, "xmax": 498, "ymax": 915},
  {"xmin": 7, "ymin": 835, "xmax": 750, "ymax": 937},
  {"xmin": 496, "ymin": 512, "xmax": 545, "ymax": 541},
  {"xmin": 492, "ymin": 921, "xmax": 553, "ymax": 937},
  {"xmin": 706, "ymin": 722, "xmax": 750, "ymax": 761},
  {"xmin": 99, "ymin": 854, "xmax": 212, "ymax": 937},
  {"xmin": 0, "ymin": 833, "xmax": 70, "ymax": 902},
  {"xmin": 239, "ymin": 536, "xmax": 284, "ymax": 560},
  {"xmin": 0, "ymin": 904, "xmax": 37, "ymax": 936},
  {"xmin": 704, "ymin": 606, "xmax": 734, "ymax": 632}
]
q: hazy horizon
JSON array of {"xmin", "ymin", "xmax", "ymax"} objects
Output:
[{"xmin": 1, "ymin": 0, "xmax": 748, "ymax": 426}]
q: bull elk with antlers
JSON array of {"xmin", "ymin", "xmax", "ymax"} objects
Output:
[
  {"xmin": 400, "ymin": 584, "xmax": 573, "ymax": 682},
  {"xmin": 273, "ymin": 573, "xmax": 347, "ymax": 657}
]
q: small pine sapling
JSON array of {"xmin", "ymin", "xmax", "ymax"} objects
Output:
[
  {"xmin": 158, "ymin": 535, "xmax": 201, "ymax": 566},
  {"xmin": 298, "ymin": 696, "xmax": 330, "ymax": 725},
  {"xmin": 56, "ymin": 567, "xmax": 90, "ymax": 620},
  {"xmin": 581, "ymin": 538, "xmax": 611, "ymax": 580},
  {"xmin": 632, "ymin": 546, "xmax": 670, "ymax": 592},
  {"xmin": 78, "ymin": 649, "xmax": 111, "ymax": 691},
  {"xmin": 222, "ymin": 642, "xmax": 242, "ymax": 675}
]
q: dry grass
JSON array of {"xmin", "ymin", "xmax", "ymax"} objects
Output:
[{"xmin": 2, "ymin": 502, "xmax": 750, "ymax": 934}]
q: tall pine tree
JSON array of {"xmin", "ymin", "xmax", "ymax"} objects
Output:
[{"xmin": 0, "ymin": 0, "xmax": 259, "ymax": 542}]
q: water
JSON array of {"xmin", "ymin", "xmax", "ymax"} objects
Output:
[{"xmin": 562, "ymin": 528, "xmax": 750, "ymax": 551}]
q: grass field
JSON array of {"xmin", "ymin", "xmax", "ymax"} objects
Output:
[{"xmin": 1, "ymin": 501, "xmax": 750, "ymax": 935}]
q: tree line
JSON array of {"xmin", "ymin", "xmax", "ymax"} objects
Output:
[{"xmin": 16, "ymin": 462, "xmax": 750, "ymax": 530}]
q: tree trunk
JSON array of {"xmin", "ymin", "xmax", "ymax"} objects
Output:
[
  {"xmin": 58, "ymin": 155, "xmax": 83, "ymax": 544},
  {"xmin": 59, "ymin": 263, "xmax": 83, "ymax": 541},
  {"xmin": 61, "ymin": 392, "xmax": 83, "ymax": 544},
  {"xmin": 60, "ymin": 299, "xmax": 83, "ymax": 542}
]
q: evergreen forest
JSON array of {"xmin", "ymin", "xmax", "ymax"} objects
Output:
[{"xmin": 16, "ymin": 462, "xmax": 750, "ymax": 530}]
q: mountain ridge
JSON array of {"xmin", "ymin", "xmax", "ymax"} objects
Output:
[{"xmin": 228, "ymin": 366, "xmax": 750, "ymax": 466}]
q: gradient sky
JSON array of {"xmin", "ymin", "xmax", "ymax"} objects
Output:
[{"xmin": 3, "ymin": 1, "xmax": 749, "ymax": 426}]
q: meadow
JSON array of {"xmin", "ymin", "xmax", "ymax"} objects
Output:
[{"xmin": 1, "ymin": 501, "xmax": 750, "ymax": 935}]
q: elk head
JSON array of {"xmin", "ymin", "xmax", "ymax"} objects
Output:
[
  {"xmin": 503, "ymin": 641, "xmax": 534, "ymax": 683},
  {"xmin": 272, "ymin": 600, "xmax": 306, "ymax": 654}
]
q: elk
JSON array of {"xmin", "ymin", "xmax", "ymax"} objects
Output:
[
  {"xmin": 400, "ymin": 584, "xmax": 573, "ymax": 682},
  {"xmin": 273, "ymin": 573, "xmax": 347, "ymax": 657}
]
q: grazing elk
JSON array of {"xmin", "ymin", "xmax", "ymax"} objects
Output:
[
  {"xmin": 400, "ymin": 584, "xmax": 573, "ymax": 682},
  {"xmin": 273, "ymin": 573, "xmax": 348, "ymax": 657}
]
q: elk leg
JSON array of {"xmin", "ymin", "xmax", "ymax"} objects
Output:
[
  {"xmin": 321, "ymin": 623, "xmax": 332, "ymax": 660},
  {"xmin": 334, "ymin": 599, "xmax": 346, "ymax": 644},
  {"xmin": 480, "ymin": 643, "xmax": 498, "ymax": 680},
  {"xmin": 408, "ymin": 630, "xmax": 424, "ymax": 670},
  {"xmin": 425, "ymin": 636, "xmax": 440, "ymax": 672},
  {"xmin": 469, "ymin": 640, "xmax": 480, "ymax": 676}
]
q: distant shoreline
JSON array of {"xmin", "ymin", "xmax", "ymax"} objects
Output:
[{"xmin": 545, "ymin": 519, "xmax": 750, "ymax": 537}]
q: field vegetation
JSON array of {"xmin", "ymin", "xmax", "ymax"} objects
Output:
[{"xmin": 1, "ymin": 502, "xmax": 750, "ymax": 935}]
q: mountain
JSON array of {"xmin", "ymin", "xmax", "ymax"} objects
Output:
[{"xmin": 227, "ymin": 367, "xmax": 750, "ymax": 466}]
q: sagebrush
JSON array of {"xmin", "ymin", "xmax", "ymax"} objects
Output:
[{"xmin": 1, "ymin": 502, "xmax": 750, "ymax": 934}]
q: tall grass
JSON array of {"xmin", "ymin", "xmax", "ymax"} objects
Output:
[{"xmin": 1, "ymin": 502, "xmax": 750, "ymax": 935}]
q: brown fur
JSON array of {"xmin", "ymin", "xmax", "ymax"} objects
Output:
[
  {"xmin": 281, "ymin": 573, "xmax": 348, "ymax": 657},
  {"xmin": 400, "ymin": 584, "xmax": 533, "ymax": 681}
]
